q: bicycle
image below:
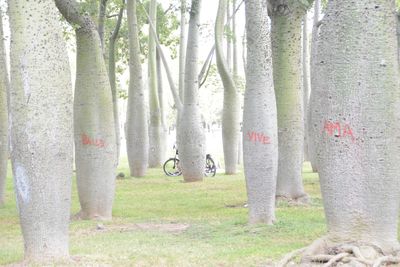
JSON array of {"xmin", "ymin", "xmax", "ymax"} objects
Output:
[{"xmin": 163, "ymin": 146, "xmax": 217, "ymax": 177}]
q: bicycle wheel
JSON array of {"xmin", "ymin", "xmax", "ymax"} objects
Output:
[
  {"xmin": 163, "ymin": 158, "xmax": 182, "ymax": 176},
  {"xmin": 204, "ymin": 156, "xmax": 216, "ymax": 177}
]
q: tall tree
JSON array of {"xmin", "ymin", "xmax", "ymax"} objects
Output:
[
  {"xmin": 215, "ymin": 0, "xmax": 240, "ymax": 174},
  {"xmin": 55, "ymin": 0, "xmax": 117, "ymax": 220},
  {"xmin": 0, "ymin": 10, "xmax": 8, "ymax": 206},
  {"xmin": 108, "ymin": 2, "xmax": 125, "ymax": 164},
  {"xmin": 302, "ymin": 13, "xmax": 310, "ymax": 162},
  {"xmin": 179, "ymin": 0, "xmax": 187, "ymax": 103},
  {"xmin": 9, "ymin": 1, "xmax": 73, "ymax": 260},
  {"xmin": 148, "ymin": 0, "xmax": 165, "ymax": 167},
  {"xmin": 178, "ymin": 0, "xmax": 206, "ymax": 182},
  {"xmin": 98, "ymin": 0, "xmax": 108, "ymax": 51},
  {"xmin": 307, "ymin": 0, "xmax": 321, "ymax": 173},
  {"xmin": 298, "ymin": 0, "xmax": 400, "ymax": 265},
  {"xmin": 243, "ymin": 0, "xmax": 278, "ymax": 224},
  {"xmin": 268, "ymin": 0, "xmax": 313, "ymax": 201},
  {"xmin": 126, "ymin": 0, "xmax": 149, "ymax": 177}
]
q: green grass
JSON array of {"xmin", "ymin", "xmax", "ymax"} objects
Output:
[{"xmin": 0, "ymin": 160, "xmax": 325, "ymax": 266}]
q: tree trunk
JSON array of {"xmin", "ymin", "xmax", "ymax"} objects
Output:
[
  {"xmin": 226, "ymin": 0, "xmax": 232, "ymax": 70},
  {"xmin": 55, "ymin": 0, "xmax": 117, "ymax": 220},
  {"xmin": 215, "ymin": 0, "xmax": 239, "ymax": 174},
  {"xmin": 302, "ymin": 14, "xmax": 310, "ymax": 162},
  {"xmin": 0, "ymin": 10, "xmax": 8, "ymax": 206},
  {"xmin": 98, "ymin": 0, "xmax": 108, "ymax": 52},
  {"xmin": 243, "ymin": 0, "xmax": 278, "ymax": 224},
  {"xmin": 126, "ymin": 0, "xmax": 149, "ymax": 177},
  {"xmin": 178, "ymin": 0, "xmax": 206, "ymax": 182},
  {"xmin": 306, "ymin": 0, "xmax": 400, "ymax": 257},
  {"xmin": 108, "ymin": 4, "xmax": 124, "ymax": 165},
  {"xmin": 177, "ymin": 0, "xmax": 187, "ymax": 145},
  {"xmin": 148, "ymin": 0, "xmax": 164, "ymax": 167},
  {"xmin": 307, "ymin": 0, "xmax": 320, "ymax": 173},
  {"xmin": 9, "ymin": 1, "xmax": 73, "ymax": 260},
  {"xmin": 156, "ymin": 50, "xmax": 167, "ymax": 163},
  {"xmin": 269, "ymin": 1, "xmax": 312, "ymax": 200}
]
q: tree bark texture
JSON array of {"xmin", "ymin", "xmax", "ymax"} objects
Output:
[
  {"xmin": 55, "ymin": 0, "xmax": 117, "ymax": 220},
  {"xmin": 307, "ymin": 0, "xmax": 320, "ymax": 173},
  {"xmin": 9, "ymin": 1, "xmax": 73, "ymax": 260},
  {"xmin": 243, "ymin": 0, "xmax": 278, "ymax": 224},
  {"xmin": 0, "ymin": 10, "xmax": 8, "ymax": 206},
  {"xmin": 148, "ymin": 0, "xmax": 165, "ymax": 167},
  {"xmin": 302, "ymin": 13, "xmax": 310, "ymax": 162},
  {"xmin": 312, "ymin": 0, "xmax": 400, "ymax": 251},
  {"xmin": 215, "ymin": 0, "xmax": 240, "ymax": 174},
  {"xmin": 269, "ymin": 0, "xmax": 311, "ymax": 200},
  {"xmin": 178, "ymin": 0, "xmax": 206, "ymax": 182},
  {"xmin": 108, "ymin": 3, "xmax": 124, "ymax": 165},
  {"xmin": 126, "ymin": 0, "xmax": 149, "ymax": 177}
]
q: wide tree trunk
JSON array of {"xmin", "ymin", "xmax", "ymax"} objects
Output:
[
  {"xmin": 306, "ymin": 0, "xmax": 400, "ymax": 259},
  {"xmin": 56, "ymin": 0, "xmax": 117, "ymax": 220},
  {"xmin": 148, "ymin": 0, "xmax": 165, "ymax": 167},
  {"xmin": 0, "ymin": 10, "xmax": 8, "ymax": 206},
  {"xmin": 9, "ymin": 1, "xmax": 73, "ymax": 260},
  {"xmin": 126, "ymin": 0, "xmax": 149, "ymax": 177},
  {"xmin": 215, "ymin": 0, "xmax": 239, "ymax": 174},
  {"xmin": 269, "ymin": 0, "xmax": 312, "ymax": 200},
  {"xmin": 243, "ymin": 0, "xmax": 278, "ymax": 224},
  {"xmin": 108, "ymin": 4, "xmax": 124, "ymax": 165},
  {"xmin": 177, "ymin": 0, "xmax": 187, "ymax": 144},
  {"xmin": 178, "ymin": 0, "xmax": 206, "ymax": 182}
]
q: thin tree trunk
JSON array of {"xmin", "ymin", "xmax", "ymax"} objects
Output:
[
  {"xmin": 109, "ymin": 3, "xmax": 124, "ymax": 165},
  {"xmin": 306, "ymin": 0, "xmax": 400, "ymax": 256},
  {"xmin": 126, "ymin": 0, "xmax": 149, "ymax": 177},
  {"xmin": 302, "ymin": 14, "xmax": 310, "ymax": 162},
  {"xmin": 55, "ymin": 0, "xmax": 117, "ymax": 220},
  {"xmin": 243, "ymin": 0, "xmax": 278, "ymax": 224},
  {"xmin": 148, "ymin": 0, "xmax": 164, "ymax": 167},
  {"xmin": 178, "ymin": 0, "xmax": 206, "ymax": 182},
  {"xmin": 9, "ymin": 1, "xmax": 73, "ymax": 260},
  {"xmin": 226, "ymin": 0, "xmax": 232, "ymax": 70},
  {"xmin": 177, "ymin": 0, "xmax": 187, "ymax": 146},
  {"xmin": 98, "ymin": 0, "xmax": 108, "ymax": 51},
  {"xmin": 156, "ymin": 49, "xmax": 167, "ymax": 165},
  {"xmin": 215, "ymin": 0, "xmax": 239, "ymax": 174},
  {"xmin": 307, "ymin": 0, "xmax": 320, "ymax": 173},
  {"xmin": 269, "ymin": 1, "xmax": 312, "ymax": 201},
  {"xmin": 0, "ymin": 10, "xmax": 8, "ymax": 206},
  {"xmin": 232, "ymin": 0, "xmax": 242, "ymax": 165}
]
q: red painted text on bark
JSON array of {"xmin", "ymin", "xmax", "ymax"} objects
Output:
[
  {"xmin": 246, "ymin": 131, "xmax": 271, "ymax": 145},
  {"xmin": 81, "ymin": 133, "xmax": 106, "ymax": 148}
]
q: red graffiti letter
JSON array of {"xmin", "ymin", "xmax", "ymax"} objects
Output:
[
  {"xmin": 81, "ymin": 134, "xmax": 91, "ymax": 145},
  {"xmin": 343, "ymin": 124, "xmax": 355, "ymax": 140},
  {"xmin": 263, "ymin": 135, "xmax": 271, "ymax": 144}
]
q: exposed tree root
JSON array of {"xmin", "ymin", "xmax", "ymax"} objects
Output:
[
  {"xmin": 276, "ymin": 194, "xmax": 310, "ymax": 206},
  {"xmin": 278, "ymin": 237, "xmax": 400, "ymax": 267}
]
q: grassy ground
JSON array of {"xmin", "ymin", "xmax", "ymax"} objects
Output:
[{"xmin": 0, "ymin": 160, "xmax": 325, "ymax": 266}]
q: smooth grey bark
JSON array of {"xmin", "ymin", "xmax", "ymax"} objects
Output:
[
  {"xmin": 177, "ymin": 0, "xmax": 187, "ymax": 144},
  {"xmin": 268, "ymin": 0, "xmax": 312, "ymax": 200},
  {"xmin": 9, "ymin": 1, "xmax": 73, "ymax": 260},
  {"xmin": 55, "ymin": 0, "xmax": 117, "ymax": 220},
  {"xmin": 215, "ymin": 0, "xmax": 239, "ymax": 174},
  {"xmin": 148, "ymin": 0, "xmax": 165, "ymax": 167},
  {"xmin": 0, "ymin": 10, "xmax": 8, "ymax": 206},
  {"xmin": 178, "ymin": 0, "xmax": 206, "ymax": 182},
  {"xmin": 307, "ymin": 0, "xmax": 320, "ymax": 173},
  {"xmin": 98, "ymin": 0, "xmax": 108, "ymax": 51},
  {"xmin": 308, "ymin": 0, "xmax": 400, "ymax": 255},
  {"xmin": 126, "ymin": 0, "xmax": 149, "ymax": 177},
  {"xmin": 156, "ymin": 50, "xmax": 168, "ymax": 160},
  {"xmin": 243, "ymin": 0, "xmax": 278, "ymax": 224},
  {"xmin": 302, "ymin": 14, "xmax": 310, "ymax": 162},
  {"xmin": 179, "ymin": 0, "xmax": 187, "ymax": 101},
  {"xmin": 109, "ymin": 3, "xmax": 124, "ymax": 165},
  {"xmin": 226, "ymin": 0, "xmax": 232, "ymax": 70}
]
